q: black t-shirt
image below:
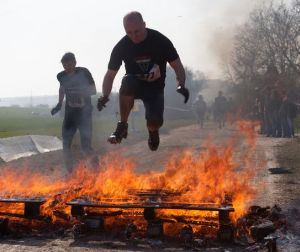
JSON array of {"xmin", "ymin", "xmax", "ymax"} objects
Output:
[{"xmin": 108, "ymin": 28, "xmax": 179, "ymax": 88}]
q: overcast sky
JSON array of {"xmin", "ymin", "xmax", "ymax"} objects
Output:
[{"xmin": 0, "ymin": 0, "xmax": 277, "ymax": 98}]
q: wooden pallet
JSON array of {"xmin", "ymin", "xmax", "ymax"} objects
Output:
[
  {"xmin": 0, "ymin": 197, "xmax": 46, "ymax": 219},
  {"xmin": 67, "ymin": 200, "xmax": 234, "ymax": 224}
]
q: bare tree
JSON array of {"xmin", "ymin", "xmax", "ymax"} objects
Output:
[{"xmin": 228, "ymin": 1, "xmax": 300, "ymax": 85}]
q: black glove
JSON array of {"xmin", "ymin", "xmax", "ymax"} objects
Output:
[
  {"xmin": 51, "ymin": 102, "xmax": 62, "ymax": 115},
  {"xmin": 97, "ymin": 95, "xmax": 109, "ymax": 111},
  {"xmin": 176, "ymin": 85, "xmax": 190, "ymax": 103}
]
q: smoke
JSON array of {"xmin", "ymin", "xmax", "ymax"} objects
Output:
[
  {"xmin": 193, "ymin": 0, "xmax": 272, "ymax": 80},
  {"xmin": 187, "ymin": 0, "xmax": 276, "ymax": 103},
  {"xmin": 199, "ymin": 80, "xmax": 229, "ymax": 105}
]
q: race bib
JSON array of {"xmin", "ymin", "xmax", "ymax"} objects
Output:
[{"xmin": 67, "ymin": 93, "xmax": 85, "ymax": 108}]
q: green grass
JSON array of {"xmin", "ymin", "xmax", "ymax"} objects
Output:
[
  {"xmin": 0, "ymin": 107, "xmax": 194, "ymax": 148},
  {"xmin": 0, "ymin": 107, "xmax": 61, "ymax": 137},
  {"xmin": 2, "ymin": 106, "xmax": 297, "ymax": 140}
]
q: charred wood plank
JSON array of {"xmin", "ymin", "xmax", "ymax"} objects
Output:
[
  {"xmin": 250, "ymin": 221, "xmax": 276, "ymax": 241},
  {"xmin": 0, "ymin": 218, "xmax": 9, "ymax": 235},
  {"xmin": 67, "ymin": 201, "xmax": 234, "ymax": 212},
  {"xmin": 85, "ymin": 210, "xmax": 123, "ymax": 217},
  {"xmin": 0, "ymin": 198, "xmax": 46, "ymax": 204},
  {"xmin": 0, "ymin": 212, "xmax": 47, "ymax": 221},
  {"xmin": 0, "ymin": 197, "xmax": 46, "ymax": 219}
]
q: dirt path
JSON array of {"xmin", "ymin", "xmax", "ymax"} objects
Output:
[
  {"xmin": 0, "ymin": 123, "xmax": 299, "ymax": 251},
  {"xmin": 254, "ymin": 137, "xmax": 300, "ymax": 207}
]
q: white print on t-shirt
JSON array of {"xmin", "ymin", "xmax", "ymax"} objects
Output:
[{"xmin": 136, "ymin": 58, "xmax": 151, "ymax": 73}]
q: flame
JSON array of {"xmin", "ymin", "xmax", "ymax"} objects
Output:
[{"xmin": 0, "ymin": 120, "xmax": 262, "ymax": 234}]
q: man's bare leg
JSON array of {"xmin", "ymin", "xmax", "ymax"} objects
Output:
[{"xmin": 120, "ymin": 95, "xmax": 134, "ymax": 122}]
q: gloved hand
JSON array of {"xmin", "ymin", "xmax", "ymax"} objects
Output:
[
  {"xmin": 51, "ymin": 102, "xmax": 62, "ymax": 115},
  {"xmin": 97, "ymin": 95, "xmax": 109, "ymax": 111},
  {"xmin": 176, "ymin": 85, "xmax": 190, "ymax": 103}
]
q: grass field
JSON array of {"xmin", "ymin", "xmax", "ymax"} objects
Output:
[
  {"xmin": 1, "ymin": 106, "xmax": 298, "ymax": 145},
  {"xmin": 0, "ymin": 107, "xmax": 195, "ymax": 149}
]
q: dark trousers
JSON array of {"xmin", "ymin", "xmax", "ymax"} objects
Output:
[
  {"xmin": 216, "ymin": 112, "xmax": 225, "ymax": 129},
  {"xmin": 62, "ymin": 105, "xmax": 93, "ymax": 171},
  {"xmin": 264, "ymin": 112, "xmax": 273, "ymax": 136},
  {"xmin": 281, "ymin": 115, "xmax": 293, "ymax": 137},
  {"xmin": 195, "ymin": 111, "xmax": 205, "ymax": 128},
  {"xmin": 120, "ymin": 75, "xmax": 164, "ymax": 127},
  {"xmin": 271, "ymin": 111, "xmax": 281, "ymax": 137}
]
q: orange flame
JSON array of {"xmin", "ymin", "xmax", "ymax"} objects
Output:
[{"xmin": 0, "ymin": 120, "xmax": 262, "ymax": 229}]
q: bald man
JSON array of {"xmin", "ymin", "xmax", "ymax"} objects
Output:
[{"xmin": 97, "ymin": 11, "xmax": 189, "ymax": 151}]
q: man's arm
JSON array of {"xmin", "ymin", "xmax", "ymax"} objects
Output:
[
  {"xmin": 83, "ymin": 68, "xmax": 97, "ymax": 96},
  {"xmin": 102, "ymin": 69, "xmax": 118, "ymax": 97},
  {"xmin": 58, "ymin": 86, "xmax": 65, "ymax": 104},
  {"xmin": 169, "ymin": 58, "xmax": 186, "ymax": 87},
  {"xmin": 51, "ymin": 86, "xmax": 64, "ymax": 115},
  {"xmin": 97, "ymin": 69, "xmax": 118, "ymax": 111},
  {"xmin": 56, "ymin": 72, "xmax": 65, "ymax": 104},
  {"xmin": 87, "ymin": 84, "xmax": 97, "ymax": 96},
  {"xmin": 169, "ymin": 58, "xmax": 189, "ymax": 103}
]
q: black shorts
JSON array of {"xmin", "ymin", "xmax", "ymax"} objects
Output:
[{"xmin": 119, "ymin": 75, "xmax": 164, "ymax": 125}]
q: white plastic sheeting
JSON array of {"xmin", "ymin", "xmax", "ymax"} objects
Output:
[{"xmin": 0, "ymin": 135, "xmax": 62, "ymax": 162}]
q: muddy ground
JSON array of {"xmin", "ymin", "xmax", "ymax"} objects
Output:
[{"xmin": 0, "ymin": 123, "xmax": 299, "ymax": 251}]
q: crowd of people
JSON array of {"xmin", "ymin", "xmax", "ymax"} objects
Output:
[
  {"xmin": 253, "ymin": 66, "xmax": 299, "ymax": 138},
  {"xmin": 192, "ymin": 84, "xmax": 299, "ymax": 138},
  {"xmin": 192, "ymin": 91, "xmax": 233, "ymax": 129},
  {"xmin": 254, "ymin": 89, "xmax": 298, "ymax": 138}
]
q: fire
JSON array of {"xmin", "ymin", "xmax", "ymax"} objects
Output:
[{"xmin": 0, "ymin": 120, "xmax": 262, "ymax": 231}]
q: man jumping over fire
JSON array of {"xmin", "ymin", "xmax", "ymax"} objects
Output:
[{"xmin": 97, "ymin": 11, "xmax": 189, "ymax": 151}]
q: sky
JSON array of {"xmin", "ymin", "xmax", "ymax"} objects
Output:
[{"xmin": 0, "ymin": 0, "xmax": 275, "ymax": 98}]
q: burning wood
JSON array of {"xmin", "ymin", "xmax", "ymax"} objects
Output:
[
  {"xmin": 52, "ymin": 210, "xmax": 70, "ymax": 221},
  {"xmin": 0, "ymin": 197, "xmax": 46, "ymax": 219},
  {"xmin": 250, "ymin": 221, "xmax": 276, "ymax": 241},
  {"xmin": 180, "ymin": 225, "xmax": 193, "ymax": 248},
  {"xmin": 65, "ymin": 194, "xmax": 235, "ymax": 242},
  {"xmin": 0, "ymin": 218, "xmax": 9, "ymax": 235},
  {"xmin": 235, "ymin": 205, "xmax": 288, "ymax": 250},
  {"xmin": 0, "ymin": 120, "xmax": 287, "ymax": 250},
  {"xmin": 124, "ymin": 223, "xmax": 137, "ymax": 239},
  {"xmin": 146, "ymin": 220, "xmax": 164, "ymax": 238}
]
